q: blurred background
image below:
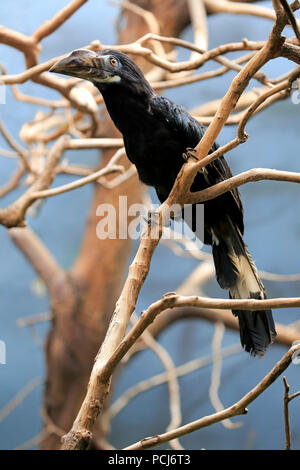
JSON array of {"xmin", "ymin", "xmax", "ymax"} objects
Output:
[{"xmin": 0, "ymin": 0, "xmax": 299, "ymax": 450}]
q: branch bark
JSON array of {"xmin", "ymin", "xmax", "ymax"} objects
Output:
[
  {"xmin": 41, "ymin": 0, "xmax": 191, "ymax": 450},
  {"xmin": 60, "ymin": 2, "xmax": 300, "ymax": 450},
  {"xmin": 124, "ymin": 344, "xmax": 300, "ymax": 449},
  {"xmin": 2, "ymin": 0, "xmax": 299, "ymax": 451}
]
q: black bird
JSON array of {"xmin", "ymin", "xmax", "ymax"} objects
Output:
[{"xmin": 50, "ymin": 49, "xmax": 276, "ymax": 356}]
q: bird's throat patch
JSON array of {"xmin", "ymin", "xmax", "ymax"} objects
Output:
[{"xmin": 93, "ymin": 75, "xmax": 121, "ymax": 83}]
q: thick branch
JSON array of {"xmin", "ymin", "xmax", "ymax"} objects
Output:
[
  {"xmin": 0, "ymin": 137, "xmax": 124, "ymax": 227},
  {"xmin": 61, "ymin": 290, "xmax": 300, "ymax": 449},
  {"xmin": 9, "ymin": 227, "xmax": 65, "ymax": 293},
  {"xmin": 32, "ymin": 0, "xmax": 88, "ymax": 42},
  {"xmin": 187, "ymin": 168, "xmax": 300, "ymax": 205},
  {"xmin": 0, "ymin": 135, "xmax": 69, "ymax": 227},
  {"xmin": 60, "ymin": 3, "xmax": 300, "ymax": 450}
]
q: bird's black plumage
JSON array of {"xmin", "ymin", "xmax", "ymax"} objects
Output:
[{"xmin": 50, "ymin": 48, "xmax": 276, "ymax": 356}]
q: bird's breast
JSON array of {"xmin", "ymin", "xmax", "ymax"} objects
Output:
[{"xmin": 123, "ymin": 128, "xmax": 185, "ymax": 192}]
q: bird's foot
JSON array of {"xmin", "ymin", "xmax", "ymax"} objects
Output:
[
  {"xmin": 182, "ymin": 148, "xmax": 199, "ymax": 162},
  {"xmin": 143, "ymin": 210, "xmax": 160, "ymax": 227}
]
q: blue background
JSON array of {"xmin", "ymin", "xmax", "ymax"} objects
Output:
[{"xmin": 0, "ymin": 0, "xmax": 299, "ymax": 450}]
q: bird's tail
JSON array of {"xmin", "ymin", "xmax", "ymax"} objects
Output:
[{"xmin": 211, "ymin": 217, "xmax": 276, "ymax": 356}]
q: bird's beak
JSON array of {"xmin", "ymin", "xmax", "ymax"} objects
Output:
[{"xmin": 49, "ymin": 49, "xmax": 105, "ymax": 80}]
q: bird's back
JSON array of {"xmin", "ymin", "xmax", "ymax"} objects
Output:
[
  {"xmin": 49, "ymin": 48, "xmax": 276, "ymax": 356},
  {"xmin": 122, "ymin": 94, "xmax": 244, "ymax": 239}
]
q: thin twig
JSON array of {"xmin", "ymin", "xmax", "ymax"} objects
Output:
[
  {"xmin": 124, "ymin": 344, "xmax": 300, "ymax": 449},
  {"xmin": 106, "ymin": 344, "xmax": 242, "ymax": 421},
  {"xmin": 0, "ymin": 377, "xmax": 43, "ymax": 424},
  {"xmin": 283, "ymin": 376, "xmax": 291, "ymax": 450},
  {"xmin": 282, "ymin": 375, "xmax": 300, "ymax": 450},
  {"xmin": 209, "ymin": 322, "xmax": 243, "ymax": 429},
  {"xmin": 130, "ymin": 313, "xmax": 183, "ymax": 450}
]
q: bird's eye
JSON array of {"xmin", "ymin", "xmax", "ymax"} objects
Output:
[{"xmin": 110, "ymin": 57, "xmax": 118, "ymax": 67}]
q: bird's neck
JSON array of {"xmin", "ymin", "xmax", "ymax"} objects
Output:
[{"xmin": 98, "ymin": 84, "xmax": 154, "ymax": 136}]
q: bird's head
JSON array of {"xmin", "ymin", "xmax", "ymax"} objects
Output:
[{"xmin": 49, "ymin": 48, "xmax": 152, "ymax": 94}]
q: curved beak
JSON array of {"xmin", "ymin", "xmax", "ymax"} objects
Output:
[{"xmin": 49, "ymin": 49, "xmax": 104, "ymax": 80}]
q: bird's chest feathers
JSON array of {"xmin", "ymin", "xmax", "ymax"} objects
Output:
[
  {"xmin": 124, "ymin": 121, "xmax": 184, "ymax": 187},
  {"xmin": 105, "ymin": 93, "xmax": 150, "ymax": 135},
  {"xmin": 104, "ymin": 93, "xmax": 186, "ymax": 189}
]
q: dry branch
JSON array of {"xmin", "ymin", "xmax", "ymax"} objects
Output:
[
  {"xmin": 106, "ymin": 344, "xmax": 242, "ymax": 422},
  {"xmin": 61, "ymin": 220, "xmax": 162, "ymax": 449},
  {"xmin": 32, "ymin": 0, "xmax": 88, "ymax": 42},
  {"xmin": 145, "ymin": 304, "xmax": 300, "ymax": 350},
  {"xmin": 0, "ymin": 137, "xmax": 124, "ymax": 227},
  {"xmin": 0, "ymin": 119, "xmax": 31, "ymax": 172},
  {"xmin": 161, "ymin": 8, "xmax": 294, "ymax": 213},
  {"xmin": 1, "ymin": 0, "xmax": 299, "ymax": 452},
  {"xmin": 42, "ymin": 0, "xmax": 191, "ymax": 449},
  {"xmin": 209, "ymin": 322, "xmax": 242, "ymax": 430},
  {"xmin": 124, "ymin": 343, "xmax": 300, "ymax": 449},
  {"xmin": 9, "ymin": 226, "xmax": 65, "ymax": 292},
  {"xmin": 130, "ymin": 313, "xmax": 183, "ymax": 449},
  {"xmin": 204, "ymin": 0, "xmax": 278, "ymax": 21},
  {"xmin": 0, "ymin": 165, "xmax": 25, "ymax": 199},
  {"xmin": 0, "ymin": 377, "xmax": 43, "ymax": 424},
  {"xmin": 283, "ymin": 375, "xmax": 300, "ymax": 449},
  {"xmin": 61, "ymin": 289, "xmax": 300, "ymax": 449},
  {"xmin": 60, "ymin": 2, "xmax": 300, "ymax": 450}
]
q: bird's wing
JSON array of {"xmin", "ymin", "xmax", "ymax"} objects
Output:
[
  {"xmin": 150, "ymin": 94, "xmax": 203, "ymax": 144},
  {"xmin": 150, "ymin": 95, "xmax": 244, "ymax": 230}
]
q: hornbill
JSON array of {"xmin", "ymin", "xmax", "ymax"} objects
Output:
[{"xmin": 50, "ymin": 49, "xmax": 276, "ymax": 356}]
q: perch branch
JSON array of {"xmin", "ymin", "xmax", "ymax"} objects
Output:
[
  {"xmin": 124, "ymin": 344, "xmax": 300, "ymax": 449},
  {"xmin": 283, "ymin": 375, "xmax": 300, "ymax": 449},
  {"xmin": 61, "ymin": 290, "xmax": 300, "ymax": 449}
]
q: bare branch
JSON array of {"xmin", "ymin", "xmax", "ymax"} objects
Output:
[
  {"xmin": 9, "ymin": 226, "xmax": 65, "ymax": 291},
  {"xmin": 0, "ymin": 137, "xmax": 124, "ymax": 227},
  {"xmin": 61, "ymin": 288, "xmax": 300, "ymax": 449},
  {"xmin": 2, "ymin": 0, "xmax": 300, "ymax": 452},
  {"xmin": 32, "ymin": 0, "xmax": 88, "ymax": 42},
  {"xmin": 186, "ymin": 168, "xmax": 300, "ymax": 206},
  {"xmin": 278, "ymin": 0, "xmax": 300, "ymax": 43},
  {"xmin": 124, "ymin": 344, "xmax": 300, "ymax": 449},
  {"xmin": 0, "ymin": 377, "xmax": 43, "ymax": 424},
  {"xmin": 17, "ymin": 311, "xmax": 52, "ymax": 328},
  {"xmin": 131, "ymin": 313, "xmax": 183, "ymax": 449},
  {"xmin": 0, "ymin": 164, "xmax": 25, "ymax": 199},
  {"xmin": 0, "ymin": 135, "xmax": 69, "ymax": 227},
  {"xmin": 187, "ymin": 0, "xmax": 208, "ymax": 60},
  {"xmin": 282, "ymin": 375, "xmax": 300, "ymax": 449},
  {"xmin": 209, "ymin": 322, "xmax": 242, "ymax": 429},
  {"xmin": 283, "ymin": 376, "xmax": 292, "ymax": 450},
  {"xmin": 0, "ymin": 118, "xmax": 31, "ymax": 172},
  {"xmin": 204, "ymin": 0, "xmax": 278, "ymax": 21},
  {"xmin": 106, "ymin": 344, "xmax": 242, "ymax": 421},
  {"xmin": 60, "ymin": 7, "xmax": 300, "ymax": 449}
]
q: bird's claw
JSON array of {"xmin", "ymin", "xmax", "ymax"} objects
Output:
[
  {"xmin": 143, "ymin": 210, "xmax": 160, "ymax": 227},
  {"xmin": 183, "ymin": 147, "xmax": 209, "ymax": 178},
  {"xmin": 182, "ymin": 148, "xmax": 199, "ymax": 162}
]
